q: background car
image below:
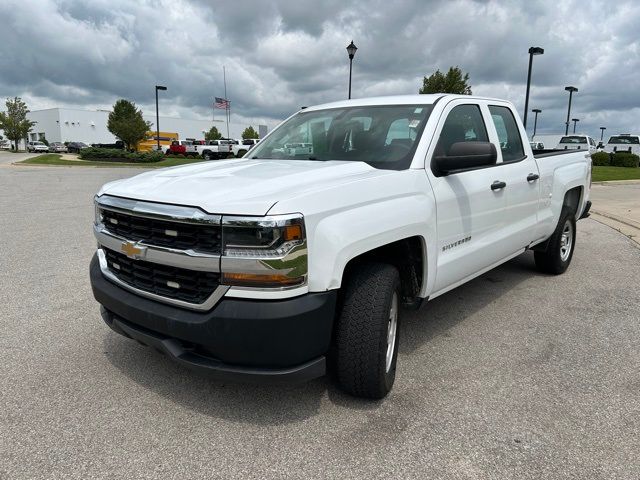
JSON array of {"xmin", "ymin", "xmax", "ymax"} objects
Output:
[
  {"xmin": 67, "ymin": 142, "xmax": 89, "ymax": 153},
  {"xmin": 48, "ymin": 142, "xmax": 68, "ymax": 153},
  {"xmin": 27, "ymin": 141, "xmax": 49, "ymax": 153},
  {"xmin": 0, "ymin": 140, "xmax": 11, "ymax": 150}
]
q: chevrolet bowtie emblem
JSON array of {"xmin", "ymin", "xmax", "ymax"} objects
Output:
[{"xmin": 120, "ymin": 241, "xmax": 146, "ymax": 259}]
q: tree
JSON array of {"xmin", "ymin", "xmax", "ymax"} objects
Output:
[
  {"xmin": 419, "ymin": 66, "xmax": 472, "ymax": 95},
  {"xmin": 107, "ymin": 99, "xmax": 152, "ymax": 151},
  {"xmin": 242, "ymin": 126, "xmax": 259, "ymax": 139},
  {"xmin": 205, "ymin": 126, "xmax": 222, "ymax": 141},
  {"xmin": 0, "ymin": 97, "xmax": 36, "ymax": 151}
]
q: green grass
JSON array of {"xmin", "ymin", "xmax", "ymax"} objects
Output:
[
  {"xmin": 17, "ymin": 154, "xmax": 210, "ymax": 168},
  {"xmin": 592, "ymin": 166, "xmax": 640, "ymax": 182}
]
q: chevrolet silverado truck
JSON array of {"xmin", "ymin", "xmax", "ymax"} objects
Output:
[{"xmin": 90, "ymin": 95, "xmax": 592, "ymax": 399}]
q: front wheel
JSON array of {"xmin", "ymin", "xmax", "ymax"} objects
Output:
[
  {"xmin": 534, "ymin": 207, "xmax": 576, "ymax": 274},
  {"xmin": 335, "ymin": 262, "xmax": 401, "ymax": 399}
]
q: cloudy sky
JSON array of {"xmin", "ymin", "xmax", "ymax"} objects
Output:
[{"xmin": 1, "ymin": 0, "xmax": 638, "ymax": 138}]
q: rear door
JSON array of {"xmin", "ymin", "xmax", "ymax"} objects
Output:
[
  {"xmin": 427, "ymin": 100, "xmax": 513, "ymax": 293},
  {"xmin": 486, "ymin": 104, "xmax": 542, "ymax": 248}
]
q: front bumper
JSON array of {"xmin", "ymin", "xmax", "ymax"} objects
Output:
[{"xmin": 90, "ymin": 254, "xmax": 336, "ymax": 383}]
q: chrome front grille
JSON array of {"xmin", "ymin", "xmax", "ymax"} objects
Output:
[
  {"xmin": 103, "ymin": 248, "xmax": 220, "ymax": 304},
  {"xmin": 99, "ymin": 208, "xmax": 222, "ymax": 254},
  {"xmin": 94, "ymin": 195, "xmax": 226, "ymax": 311}
]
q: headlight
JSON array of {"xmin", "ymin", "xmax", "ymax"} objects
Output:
[
  {"xmin": 94, "ymin": 197, "xmax": 103, "ymax": 225},
  {"xmin": 221, "ymin": 214, "xmax": 307, "ymax": 289}
]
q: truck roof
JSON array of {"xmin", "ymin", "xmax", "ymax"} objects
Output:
[{"xmin": 303, "ymin": 94, "xmax": 512, "ymax": 112}]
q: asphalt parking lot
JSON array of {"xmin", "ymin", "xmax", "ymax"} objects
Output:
[{"xmin": 1, "ymin": 163, "xmax": 639, "ymax": 479}]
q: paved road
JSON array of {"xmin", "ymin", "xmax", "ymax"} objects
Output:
[
  {"xmin": 1, "ymin": 165, "xmax": 639, "ymax": 479},
  {"xmin": 0, "ymin": 151, "xmax": 38, "ymax": 165},
  {"xmin": 591, "ymin": 182, "xmax": 640, "ymax": 244}
]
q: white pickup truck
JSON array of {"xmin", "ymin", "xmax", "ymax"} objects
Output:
[
  {"xmin": 604, "ymin": 134, "xmax": 640, "ymax": 155},
  {"xmin": 232, "ymin": 138, "xmax": 260, "ymax": 157},
  {"xmin": 90, "ymin": 94, "xmax": 592, "ymax": 399},
  {"xmin": 194, "ymin": 139, "xmax": 233, "ymax": 160},
  {"xmin": 556, "ymin": 135, "xmax": 597, "ymax": 152}
]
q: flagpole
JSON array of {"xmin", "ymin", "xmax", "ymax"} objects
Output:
[{"xmin": 223, "ymin": 66, "xmax": 230, "ymax": 139}]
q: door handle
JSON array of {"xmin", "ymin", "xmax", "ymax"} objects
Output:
[
  {"xmin": 491, "ymin": 180, "xmax": 507, "ymax": 191},
  {"xmin": 527, "ymin": 173, "xmax": 540, "ymax": 182}
]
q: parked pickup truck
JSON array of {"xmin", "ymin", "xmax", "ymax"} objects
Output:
[
  {"xmin": 90, "ymin": 94, "xmax": 592, "ymax": 399},
  {"xmin": 167, "ymin": 140, "xmax": 198, "ymax": 156},
  {"xmin": 194, "ymin": 139, "xmax": 233, "ymax": 160},
  {"xmin": 604, "ymin": 134, "xmax": 640, "ymax": 155},
  {"xmin": 556, "ymin": 135, "xmax": 597, "ymax": 152},
  {"xmin": 232, "ymin": 138, "xmax": 260, "ymax": 157}
]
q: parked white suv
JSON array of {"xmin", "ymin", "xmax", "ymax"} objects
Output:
[{"xmin": 27, "ymin": 141, "xmax": 49, "ymax": 153}]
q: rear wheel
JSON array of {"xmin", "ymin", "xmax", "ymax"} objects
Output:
[
  {"xmin": 534, "ymin": 207, "xmax": 576, "ymax": 274},
  {"xmin": 237, "ymin": 149, "xmax": 248, "ymax": 158},
  {"xmin": 335, "ymin": 262, "xmax": 401, "ymax": 399},
  {"xmin": 203, "ymin": 151, "xmax": 212, "ymax": 160}
]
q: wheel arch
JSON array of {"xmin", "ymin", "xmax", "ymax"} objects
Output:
[{"xmin": 341, "ymin": 236, "xmax": 427, "ymax": 308}]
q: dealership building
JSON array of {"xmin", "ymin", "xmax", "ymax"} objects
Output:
[{"xmin": 22, "ymin": 108, "xmax": 271, "ymax": 145}]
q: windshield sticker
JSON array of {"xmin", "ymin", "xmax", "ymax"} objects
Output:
[{"xmin": 414, "ymin": 108, "xmax": 423, "ymax": 114}]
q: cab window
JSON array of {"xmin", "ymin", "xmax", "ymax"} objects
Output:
[
  {"xmin": 434, "ymin": 104, "xmax": 488, "ymax": 157},
  {"xmin": 489, "ymin": 106, "xmax": 524, "ymax": 162}
]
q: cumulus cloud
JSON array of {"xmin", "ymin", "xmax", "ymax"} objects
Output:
[{"xmin": 0, "ymin": 0, "xmax": 638, "ymax": 137}]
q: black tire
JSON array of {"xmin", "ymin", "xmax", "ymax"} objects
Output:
[
  {"xmin": 335, "ymin": 262, "xmax": 401, "ymax": 399},
  {"xmin": 237, "ymin": 149, "xmax": 247, "ymax": 158},
  {"xmin": 202, "ymin": 151, "xmax": 212, "ymax": 160},
  {"xmin": 534, "ymin": 207, "xmax": 577, "ymax": 274}
]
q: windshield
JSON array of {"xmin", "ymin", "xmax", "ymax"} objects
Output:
[
  {"xmin": 559, "ymin": 136, "xmax": 587, "ymax": 144},
  {"xmin": 248, "ymin": 104, "xmax": 433, "ymax": 170},
  {"xmin": 608, "ymin": 136, "xmax": 639, "ymax": 144}
]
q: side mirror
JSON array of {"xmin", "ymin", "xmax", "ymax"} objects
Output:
[{"xmin": 434, "ymin": 141, "xmax": 497, "ymax": 175}]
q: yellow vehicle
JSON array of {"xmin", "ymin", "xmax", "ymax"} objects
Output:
[{"xmin": 137, "ymin": 131, "xmax": 179, "ymax": 152}]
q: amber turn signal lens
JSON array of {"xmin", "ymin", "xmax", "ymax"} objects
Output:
[
  {"xmin": 222, "ymin": 272, "xmax": 304, "ymax": 288},
  {"xmin": 283, "ymin": 224, "xmax": 303, "ymax": 241}
]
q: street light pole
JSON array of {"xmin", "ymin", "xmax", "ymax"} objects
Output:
[
  {"xmin": 523, "ymin": 47, "xmax": 544, "ymax": 129},
  {"xmin": 155, "ymin": 85, "xmax": 167, "ymax": 151},
  {"xmin": 346, "ymin": 40, "xmax": 357, "ymax": 99},
  {"xmin": 564, "ymin": 86, "xmax": 578, "ymax": 135},
  {"xmin": 600, "ymin": 126, "xmax": 606, "ymax": 142},
  {"xmin": 532, "ymin": 108, "xmax": 542, "ymax": 138},
  {"xmin": 572, "ymin": 118, "xmax": 579, "ymax": 134}
]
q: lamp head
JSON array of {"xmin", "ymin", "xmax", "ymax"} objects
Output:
[{"xmin": 346, "ymin": 40, "xmax": 357, "ymax": 59}]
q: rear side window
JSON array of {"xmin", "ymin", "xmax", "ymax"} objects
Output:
[
  {"xmin": 434, "ymin": 104, "xmax": 488, "ymax": 157},
  {"xmin": 489, "ymin": 106, "xmax": 524, "ymax": 162}
]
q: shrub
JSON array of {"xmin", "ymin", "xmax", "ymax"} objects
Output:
[
  {"xmin": 80, "ymin": 147, "xmax": 164, "ymax": 163},
  {"xmin": 610, "ymin": 152, "xmax": 640, "ymax": 168},
  {"xmin": 591, "ymin": 152, "xmax": 610, "ymax": 166}
]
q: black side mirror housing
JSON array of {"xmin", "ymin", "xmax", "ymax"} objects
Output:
[{"xmin": 434, "ymin": 141, "xmax": 497, "ymax": 175}]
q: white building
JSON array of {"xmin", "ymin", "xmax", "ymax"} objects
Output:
[{"xmin": 23, "ymin": 108, "xmax": 271, "ymax": 145}]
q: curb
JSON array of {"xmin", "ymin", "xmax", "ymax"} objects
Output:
[{"xmin": 592, "ymin": 180, "xmax": 640, "ymax": 185}]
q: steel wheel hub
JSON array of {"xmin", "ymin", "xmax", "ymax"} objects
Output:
[
  {"xmin": 385, "ymin": 293, "xmax": 398, "ymax": 373},
  {"xmin": 560, "ymin": 220, "xmax": 573, "ymax": 262}
]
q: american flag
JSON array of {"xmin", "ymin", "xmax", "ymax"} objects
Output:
[{"xmin": 214, "ymin": 97, "xmax": 230, "ymax": 109}]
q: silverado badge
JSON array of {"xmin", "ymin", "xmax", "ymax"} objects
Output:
[{"xmin": 120, "ymin": 241, "xmax": 146, "ymax": 260}]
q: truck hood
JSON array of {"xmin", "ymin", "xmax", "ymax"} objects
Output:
[{"xmin": 98, "ymin": 159, "xmax": 392, "ymax": 215}]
